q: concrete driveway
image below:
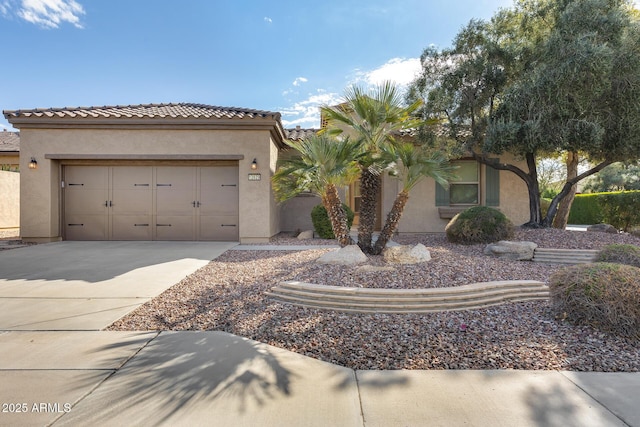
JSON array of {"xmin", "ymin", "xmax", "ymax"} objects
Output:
[{"xmin": 0, "ymin": 241, "xmax": 236, "ymax": 330}]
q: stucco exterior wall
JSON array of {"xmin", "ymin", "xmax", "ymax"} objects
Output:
[
  {"xmin": 280, "ymin": 195, "xmax": 320, "ymax": 232},
  {"xmin": 394, "ymin": 153, "xmax": 530, "ymax": 233},
  {"xmin": 0, "ymin": 154, "xmax": 19, "ymax": 169},
  {"xmin": 18, "ymin": 128, "xmax": 279, "ymax": 243},
  {"xmin": 0, "ymin": 170, "xmax": 19, "ymax": 229}
]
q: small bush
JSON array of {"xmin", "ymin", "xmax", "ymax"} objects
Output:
[
  {"xmin": 567, "ymin": 193, "xmax": 604, "ymax": 225},
  {"xmin": 445, "ymin": 206, "xmax": 514, "ymax": 244},
  {"xmin": 596, "ymin": 244, "xmax": 640, "ymax": 268},
  {"xmin": 310, "ymin": 204, "xmax": 354, "ymax": 239},
  {"xmin": 549, "ymin": 263, "xmax": 640, "ymax": 339},
  {"xmin": 599, "ymin": 191, "xmax": 640, "ymax": 232}
]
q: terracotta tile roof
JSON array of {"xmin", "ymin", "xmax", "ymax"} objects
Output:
[
  {"xmin": 284, "ymin": 127, "xmax": 319, "ymax": 140},
  {"xmin": 3, "ymin": 103, "xmax": 281, "ymax": 121},
  {"xmin": 0, "ymin": 131, "xmax": 19, "ymax": 152}
]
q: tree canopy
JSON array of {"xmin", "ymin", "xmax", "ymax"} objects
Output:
[{"xmin": 409, "ymin": 0, "xmax": 640, "ymax": 227}]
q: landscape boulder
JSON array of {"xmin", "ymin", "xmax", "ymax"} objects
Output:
[
  {"xmin": 587, "ymin": 223, "xmax": 618, "ymax": 234},
  {"xmin": 483, "ymin": 241, "xmax": 538, "ymax": 261},
  {"xmin": 383, "ymin": 243, "xmax": 431, "ymax": 264},
  {"xmin": 297, "ymin": 230, "xmax": 314, "ymax": 240},
  {"xmin": 316, "ymin": 245, "xmax": 367, "ymax": 265}
]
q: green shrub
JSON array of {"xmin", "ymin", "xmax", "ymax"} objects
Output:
[
  {"xmin": 310, "ymin": 204, "xmax": 354, "ymax": 239},
  {"xmin": 596, "ymin": 244, "xmax": 640, "ymax": 268},
  {"xmin": 598, "ymin": 191, "xmax": 640, "ymax": 232},
  {"xmin": 445, "ymin": 206, "xmax": 514, "ymax": 244},
  {"xmin": 567, "ymin": 193, "xmax": 604, "ymax": 225},
  {"xmin": 541, "ymin": 198, "xmax": 551, "ymax": 219},
  {"xmin": 549, "ymin": 263, "xmax": 640, "ymax": 339}
]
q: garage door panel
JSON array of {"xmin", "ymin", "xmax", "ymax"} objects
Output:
[
  {"xmin": 65, "ymin": 166, "xmax": 108, "ymax": 189},
  {"xmin": 64, "ymin": 215, "xmax": 108, "ymax": 240},
  {"xmin": 65, "ymin": 191, "xmax": 109, "ymax": 215},
  {"xmin": 156, "ymin": 167, "xmax": 196, "ymax": 216},
  {"xmin": 155, "ymin": 216, "xmax": 195, "ymax": 241},
  {"xmin": 111, "ymin": 215, "xmax": 153, "ymax": 240},
  {"xmin": 199, "ymin": 215, "xmax": 239, "ymax": 241},
  {"xmin": 156, "ymin": 167, "xmax": 196, "ymax": 190},
  {"xmin": 112, "ymin": 167, "xmax": 153, "ymax": 215},
  {"xmin": 199, "ymin": 166, "xmax": 239, "ymax": 216}
]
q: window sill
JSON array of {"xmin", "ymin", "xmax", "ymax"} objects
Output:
[{"xmin": 439, "ymin": 206, "xmax": 480, "ymax": 219}]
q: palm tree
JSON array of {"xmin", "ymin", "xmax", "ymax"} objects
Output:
[
  {"xmin": 272, "ymin": 134, "xmax": 361, "ymax": 247},
  {"xmin": 372, "ymin": 143, "xmax": 455, "ymax": 254},
  {"xmin": 321, "ymin": 81, "xmax": 424, "ymax": 253}
]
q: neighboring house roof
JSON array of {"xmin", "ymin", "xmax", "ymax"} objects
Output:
[
  {"xmin": 284, "ymin": 126, "xmax": 319, "ymax": 141},
  {"xmin": 0, "ymin": 131, "xmax": 19, "ymax": 153},
  {"xmin": 3, "ymin": 103, "xmax": 279, "ymax": 120},
  {"xmin": 3, "ymin": 103, "xmax": 287, "ymax": 147}
]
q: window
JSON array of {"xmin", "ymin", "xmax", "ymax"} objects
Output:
[{"xmin": 450, "ymin": 161, "xmax": 479, "ymax": 205}]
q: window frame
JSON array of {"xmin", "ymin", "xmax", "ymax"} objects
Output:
[{"xmin": 449, "ymin": 160, "xmax": 480, "ymax": 206}]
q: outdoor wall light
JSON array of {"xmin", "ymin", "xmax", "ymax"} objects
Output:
[
  {"xmin": 28, "ymin": 157, "xmax": 38, "ymax": 170},
  {"xmin": 251, "ymin": 158, "xmax": 258, "ymax": 170}
]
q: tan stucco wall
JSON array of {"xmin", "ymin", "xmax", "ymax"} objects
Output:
[
  {"xmin": 18, "ymin": 128, "xmax": 280, "ymax": 243},
  {"xmin": 280, "ymin": 195, "xmax": 321, "ymax": 232},
  {"xmin": 0, "ymin": 154, "xmax": 19, "ymax": 169},
  {"xmin": 0, "ymin": 170, "xmax": 19, "ymax": 228},
  {"xmin": 393, "ymin": 153, "xmax": 530, "ymax": 233}
]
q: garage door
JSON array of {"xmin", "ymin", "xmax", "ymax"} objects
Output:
[{"xmin": 63, "ymin": 165, "xmax": 239, "ymax": 241}]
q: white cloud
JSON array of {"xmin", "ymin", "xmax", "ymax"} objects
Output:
[
  {"xmin": 292, "ymin": 77, "xmax": 308, "ymax": 87},
  {"xmin": 279, "ymin": 57, "xmax": 422, "ymax": 129},
  {"xmin": 2, "ymin": 0, "xmax": 85, "ymax": 28},
  {"xmin": 280, "ymin": 90, "xmax": 342, "ymax": 129},
  {"xmin": 264, "ymin": 16, "xmax": 272, "ymax": 24},
  {"xmin": 0, "ymin": 2, "xmax": 10, "ymax": 16},
  {"xmin": 354, "ymin": 57, "xmax": 422, "ymax": 87}
]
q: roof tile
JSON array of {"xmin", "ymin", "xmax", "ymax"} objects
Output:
[
  {"xmin": 3, "ymin": 103, "xmax": 281, "ymax": 121},
  {"xmin": 284, "ymin": 127, "xmax": 319, "ymax": 140},
  {"xmin": 0, "ymin": 131, "xmax": 19, "ymax": 152}
]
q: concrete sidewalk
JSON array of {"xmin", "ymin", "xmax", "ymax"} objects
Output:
[
  {"xmin": 0, "ymin": 242, "xmax": 638, "ymax": 426},
  {"xmin": 0, "ymin": 331, "xmax": 637, "ymax": 426}
]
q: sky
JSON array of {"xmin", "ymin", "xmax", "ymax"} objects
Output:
[{"xmin": 2, "ymin": 0, "xmax": 630, "ymax": 132}]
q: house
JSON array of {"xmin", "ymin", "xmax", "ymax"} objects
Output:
[
  {"xmin": 0, "ymin": 130, "xmax": 20, "ymax": 230},
  {"xmin": 280, "ymin": 122, "xmax": 530, "ymax": 235},
  {"xmin": 0, "ymin": 130, "xmax": 20, "ymax": 169},
  {"xmin": 4, "ymin": 104, "xmax": 286, "ymax": 243},
  {"xmin": 4, "ymin": 102, "xmax": 529, "ymax": 242}
]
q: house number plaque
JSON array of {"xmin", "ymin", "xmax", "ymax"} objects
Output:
[{"xmin": 248, "ymin": 173, "xmax": 261, "ymax": 181}]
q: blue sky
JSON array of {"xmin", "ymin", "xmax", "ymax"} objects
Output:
[{"xmin": 0, "ymin": 0, "xmax": 568, "ymax": 131}]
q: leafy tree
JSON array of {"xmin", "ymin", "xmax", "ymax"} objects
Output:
[
  {"xmin": 583, "ymin": 162, "xmax": 640, "ymax": 192},
  {"xmin": 321, "ymin": 82, "xmax": 424, "ymax": 253},
  {"xmin": 409, "ymin": 0, "xmax": 640, "ymax": 228},
  {"xmin": 272, "ymin": 134, "xmax": 361, "ymax": 247}
]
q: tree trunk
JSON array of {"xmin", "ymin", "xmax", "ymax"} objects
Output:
[
  {"xmin": 322, "ymin": 184, "xmax": 354, "ymax": 247},
  {"xmin": 357, "ymin": 169, "xmax": 381, "ymax": 253},
  {"xmin": 372, "ymin": 190, "xmax": 409, "ymax": 255},
  {"xmin": 523, "ymin": 152, "xmax": 544, "ymax": 227},
  {"xmin": 552, "ymin": 151, "xmax": 579, "ymax": 229}
]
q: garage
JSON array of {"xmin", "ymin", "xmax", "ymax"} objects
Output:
[
  {"xmin": 4, "ymin": 103, "xmax": 285, "ymax": 243},
  {"xmin": 63, "ymin": 164, "xmax": 239, "ymax": 241}
]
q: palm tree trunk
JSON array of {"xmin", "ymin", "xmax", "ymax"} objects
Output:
[
  {"xmin": 323, "ymin": 184, "xmax": 354, "ymax": 247},
  {"xmin": 372, "ymin": 190, "xmax": 409, "ymax": 255},
  {"xmin": 357, "ymin": 169, "xmax": 380, "ymax": 253},
  {"xmin": 552, "ymin": 151, "xmax": 578, "ymax": 229}
]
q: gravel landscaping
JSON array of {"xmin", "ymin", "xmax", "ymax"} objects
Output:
[{"xmin": 109, "ymin": 228, "xmax": 640, "ymax": 372}]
